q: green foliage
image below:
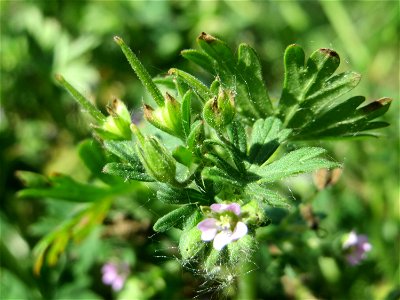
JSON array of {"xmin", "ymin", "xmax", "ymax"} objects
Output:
[{"xmin": 4, "ymin": 2, "xmax": 397, "ymax": 299}]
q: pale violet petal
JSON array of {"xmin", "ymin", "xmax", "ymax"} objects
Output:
[
  {"xmin": 231, "ymin": 222, "xmax": 248, "ymax": 240},
  {"xmin": 201, "ymin": 228, "xmax": 218, "ymax": 241},
  {"xmin": 210, "ymin": 203, "xmax": 227, "ymax": 212},
  {"xmin": 361, "ymin": 242, "xmax": 372, "ymax": 252},
  {"xmin": 225, "ymin": 203, "xmax": 241, "ymax": 215},
  {"xmin": 213, "ymin": 231, "xmax": 233, "ymax": 250},
  {"xmin": 197, "ymin": 218, "xmax": 217, "ymax": 231},
  {"xmin": 198, "ymin": 218, "xmax": 218, "ymax": 241},
  {"xmin": 343, "ymin": 231, "xmax": 358, "ymax": 249},
  {"xmin": 111, "ymin": 276, "xmax": 125, "ymax": 291},
  {"xmin": 102, "ymin": 271, "xmax": 117, "ymax": 285}
]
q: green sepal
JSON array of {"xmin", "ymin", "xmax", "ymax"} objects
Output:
[
  {"xmin": 153, "ymin": 205, "xmax": 197, "ymax": 232},
  {"xmin": 227, "ymin": 234, "xmax": 256, "ymax": 266},
  {"xmin": 131, "ymin": 126, "xmax": 177, "ymax": 185},
  {"xmin": 203, "ymin": 88, "xmax": 236, "ymax": 131},
  {"xmin": 144, "ymin": 93, "xmax": 185, "ymax": 139},
  {"xmin": 101, "ymin": 98, "xmax": 132, "ymax": 140},
  {"xmin": 186, "ymin": 120, "xmax": 205, "ymax": 158},
  {"xmin": 179, "ymin": 225, "xmax": 205, "ymax": 262}
]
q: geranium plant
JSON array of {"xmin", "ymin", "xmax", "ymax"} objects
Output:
[{"xmin": 17, "ymin": 33, "xmax": 391, "ymax": 297}]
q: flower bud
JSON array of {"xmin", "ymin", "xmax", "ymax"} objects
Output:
[
  {"xmin": 203, "ymin": 88, "xmax": 235, "ymax": 131},
  {"xmin": 143, "ymin": 93, "xmax": 184, "ymax": 139},
  {"xmin": 131, "ymin": 124, "xmax": 177, "ymax": 184},
  {"xmin": 99, "ymin": 98, "xmax": 132, "ymax": 140}
]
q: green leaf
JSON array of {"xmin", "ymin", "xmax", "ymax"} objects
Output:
[
  {"xmin": 17, "ymin": 174, "xmax": 129, "ymax": 202},
  {"xmin": 186, "ymin": 120, "xmax": 205, "ymax": 158},
  {"xmin": 15, "ymin": 171, "xmax": 49, "ymax": 188},
  {"xmin": 227, "ymin": 120, "xmax": 247, "ymax": 155},
  {"xmin": 168, "ymin": 68, "xmax": 211, "ymax": 103},
  {"xmin": 197, "ymin": 32, "xmax": 235, "ymax": 72},
  {"xmin": 157, "ymin": 184, "xmax": 209, "ymax": 205},
  {"xmin": 279, "ymin": 46, "xmax": 360, "ymax": 123},
  {"xmin": 248, "ymin": 117, "xmax": 292, "ymax": 165},
  {"xmin": 103, "ymin": 162, "xmax": 153, "ymax": 182},
  {"xmin": 114, "ymin": 36, "xmax": 164, "ymax": 106},
  {"xmin": 172, "ymin": 145, "xmax": 194, "ymax": 167},
  {"xmin": 78, "ymin": 139, "xmax": 119, "ymax": 184},
  {"xmin": 153, "ymin": 205, "xmax": 197, "ymax": 232},
  {"xmin": 181, "ymin": 49, "xmax": 215, "ymax": 74},
  {"xmin": 103, "ymin": 140, "xmax": 141, "ymax": 167},
  {"xmin": 236, "ymin": 43, "xmax": 274, "ymax": 116},
  {"xmin": 245, "ymin": 182, "xmax": 290, "ymax": 208},
  {"xmin": 55, "ymin": 75, "xmax": 105, "ymax": 123},
  {"xmin": 254, "ymin": 147, "xmax": 340, "ymax": 183},
  {"xmin": 202, "ymin": 166, "xmax": 243, "ymax": 187},
  {"xmin": 296, "ymin": 97, "xmax": 392, "ymax": 139}
]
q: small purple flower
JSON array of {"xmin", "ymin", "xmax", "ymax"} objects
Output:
[
  {"xmin": 342, "ymin": 231, "xmax": 372, "ymax": 265},
  {"xmin": 197, "ymin": 203, "xmax": 248, "ymax": 251},
  {"xmin": 101, "ymin": 262, "xmax": 130, "ymax": 291}
]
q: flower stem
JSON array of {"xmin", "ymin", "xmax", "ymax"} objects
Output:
[{"xmin": 114, "ymin": 36, "xmax": 165, "ymax": 107}]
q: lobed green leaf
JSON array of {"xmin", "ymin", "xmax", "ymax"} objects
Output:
[{"xmin": 255, "ymin": 147, "xmax": 340, "ymax": 183}]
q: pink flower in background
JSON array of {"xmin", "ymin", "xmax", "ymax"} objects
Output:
[
  {"xmin": 197, "ymin": 203, "xmax": 248, "ymax": 251},
  {"xmin": 101, "ymin": 262, "xmax": 130, "ymax": 291},
  {"xmin": 342, "ymin": 231, "xmax": 372, "ymax": 265}
]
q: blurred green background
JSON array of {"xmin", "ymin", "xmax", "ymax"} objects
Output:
[{"xmin": 1, "ymin": 1, "xmax": 398, "ymax": 299}]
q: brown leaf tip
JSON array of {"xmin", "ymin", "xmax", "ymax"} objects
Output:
[
  {"xmin": 198, "ymin": 32, "xmax": 216, "ymax": 43},
  {"xmin": 320, "ymin": 48, "xmax": 339, "ymax": 59}
]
